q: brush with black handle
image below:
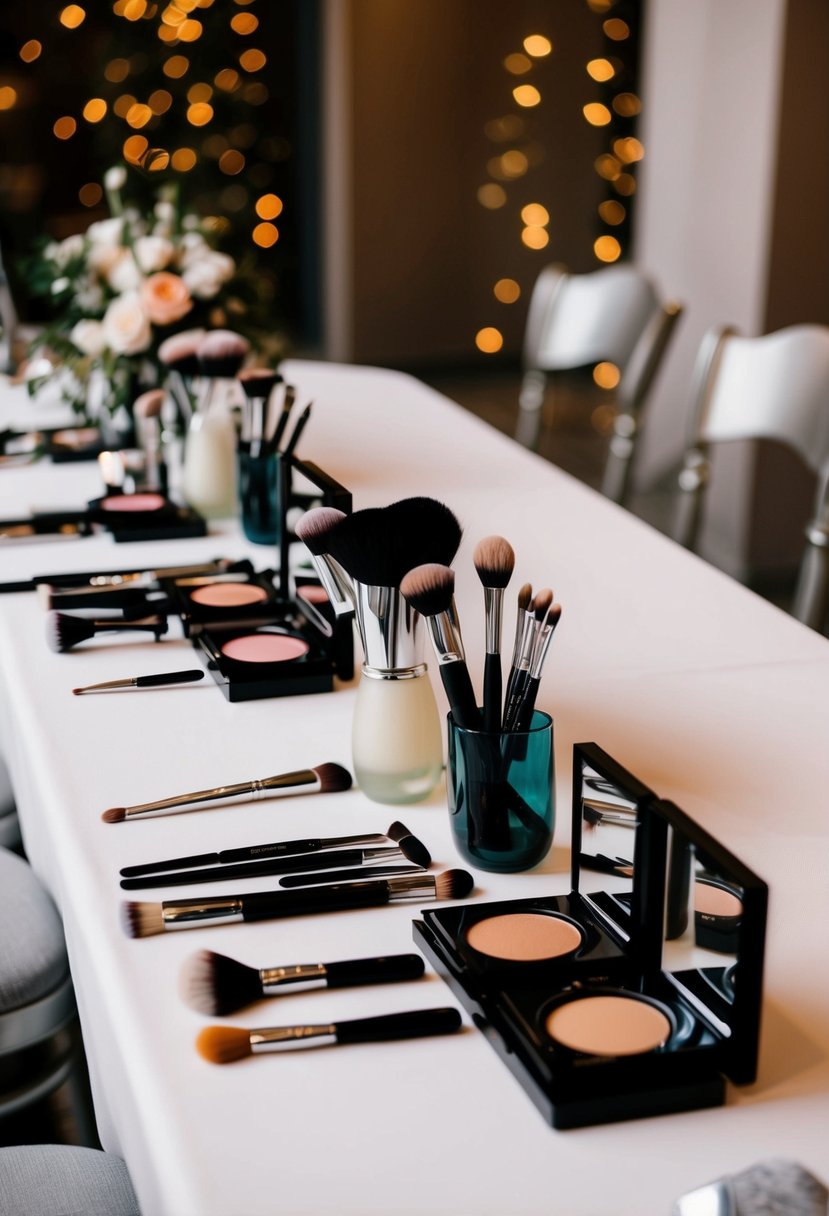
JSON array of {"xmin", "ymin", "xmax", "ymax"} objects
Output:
[
  {"xmin": 47, "ymin": 611, "xmax": 168, "ymax": 653},
  {"xmin": 501, "ymin": 588, "xmax": 552, "ymax": 732},
  {"xmin": 400, "ymin": 563, "xmax": 480, "ymax": 729},
  {"xmin": 511, "ymin": 603, "xmax": 562, "ymax": 731},
  {"xmin": 473, "ymin": 536, "xmax": 515, "ymax": 732}
]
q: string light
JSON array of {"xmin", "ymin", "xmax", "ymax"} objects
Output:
[
  {"xmin": 255, "ymin": 193, "xmax": 283, "ymax": 220},
  {"xmin": 59, "ymin": 6, "xmax": 86, "ymax": 29},
  {"xmin": 523, "ymin": 35, "xmax": 552, "ymax": 57},
  {"xmin": 493, "ymin": 278, "xmax": 520, "ymax": 303},
  {"xmin": 82, "ymin": 98, "xmax": 108, "ymax": 123},
  {"xmin": 0, "ymin": 87, "xmax": 18, "ymax": 111},
  {"xmin": 593, "ymin": 361, "xmax": 620, "ymax": 389},
  {"xmin": 19, "ymin": 40, "xmax": 42, "ymax": 63},
  {"xmin": 252, "ymin": 222, "xmax": 278, "ymax": 248},
  {"xmin": 513, "ymin": 84, "xmax": 541, "ymax": 108},
  {"xmin": 476, "ymin": 327, "xmax": 503, "ymax": 354}
]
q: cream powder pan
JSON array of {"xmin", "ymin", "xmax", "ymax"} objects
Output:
[
  {"xmin": 190, "ymin": 583, "xmax": 270, "ymax": 608},
  {"xmin": 465, "ymin": 912, "xmax": 583, "ymax": 962},
  {"xmin": 545, "ymin": 994, "xmax": 672, "ymax": 1057}
]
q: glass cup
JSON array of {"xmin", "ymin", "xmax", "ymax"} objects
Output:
[
  {"xmin": 446, "ymin": 710, "xmax": 554, "ymax": 873},
  {"xmin": 237, "ymin": 443, "xmax": 279, "ymax": 544}
]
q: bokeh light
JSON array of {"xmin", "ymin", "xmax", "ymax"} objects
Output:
[
  {"xmin": 82, "ymin": 98, "xmax": 107, "ymax": 123},
  {"xmin": 239, "ymin": 48, "xmax": 266, "ymax": 72},
  {"xmin": 478, "ymin": 183, "xmax": 507, "ymax": 209},
  {"xmin": 521, "ymin": 226, "xmax": 549, "ymax": 249},
  {"xmin": 163, "ymin": 55, "xmax": 190, "ymax": 78},
  {"xmin": 521, "ymin": 202, "xmax": 549, "ymax": 226},
  {"xmin": 593, "ymin": 361, "xmax": 621, "ymax": 389},
  {"xmin": 187, "ymin": 101, "xmax": 214, "ymax": 126},
  {"xmin": 594, "ymin": 235, "xmax": 622, "ymax": 262},
  {"xmin": 513, "ymin": 84, "xmax": 541, "ymax": 108},
  {"xmin": 494, "ymin": 278, "xmax": 521, "ymax": 303},
  {"xmin": 252, "ymin": 222, "xmax": 279, "ymax": 248},
  {"xmin": 586, "ymin": 58, "xmax": 614, "ymax": 82},
  {"xmin": 172, "ymin": 147, "xmax": 197, "ymax": 170},
  {"xmin": 59, "ymin": 5, "xmax": 86, "ymax": 29},
  {"xmin": 0, "ymin": 87, "xmax": 18, "ymax": 111},
  {"xmin": 476, "ymin": 327, "xmax": 504, "ymax": 353},
  {"xmin": 504, "ymin": 53, "xmax": 532, "ymax": 75},
  {"xmin": 255, "ymin": 193, "xmax": 283, "ymax": 220},
  {"xmin": 598, "ymin": 200, "xmax": 626, "ymax": 225},
  {"xmin": 523, "ymin": 35, "xmax": 552, "ymax": 57},
  {"xmin": 53, "ymin": 116, "xmax": 77, "ymax": 139},
  {"xmin": 79, "ymin": 182, "xmax": 103, "ymax": 207},
  {"xmin": 19, "ymin": 40, "xmax": 42, "ymax": 63},
  {"xmin": 583, "ymin": 103, "xmax": 612, "ymax": 126},
  {"xmin": 603, "ymin": 18, "xmax": 630, "ymax": 40}
]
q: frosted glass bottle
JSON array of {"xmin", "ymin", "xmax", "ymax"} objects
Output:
[
  {"xmin": 181, "ymin": 390, "xmax": 237, "ymax": 519},
  {"xmin": 351, "ymin": 667, "xmax": 443, "ymax": 804}
]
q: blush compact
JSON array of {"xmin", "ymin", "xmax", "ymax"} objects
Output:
[
  {"xmin": 87, "ymin": 492, "xmax": 206, "ymax": 542},
  {"xmin": 164, "ymin": 571, "xmax": 285, "ymax": 636},
  {"xmin": 414, "ymin": 742, "xmax": 768, "ymax": 1129},
  {"xmin": 193, "ymin": 616, "xmax": 349, "ymax": 702}
]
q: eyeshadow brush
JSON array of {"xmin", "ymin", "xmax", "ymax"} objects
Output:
[
  {"xmin": 473, "ymin": 536, "xmax": 515, "ymax": 732},
  {"xmin": 122, "ymin": 868, "xmax": 475, "ymax": 937},
  {"xmin": 102, "ymin": 762, "xmax": 353, "ymax": 824},
  {"xmin": 73, "ymin": 669, "xmax": 205, "ymax": 695},
  {"xmin": 278, "ymin": 864, "xmax": 422, "ymax": 888},
  {"xmin": 502, "ymin": 589, "xmax": 552, "ymax": 731},
  {"xmin": 511, "ymin": 603, "xmax": 562, "ymax": 731},
  {"xmin": 196, "ymin": 1007, "xmax": 462, "ymax": 1063},
  {"xmin": 281, "ymin": 400, "xmax": 312, "ymax": 462},
  {"xmin": 400, "ymin": 563, "xmax": 480, "ymax": 730},
  {"xmin": 119, "ymin": 842, "xmax": 427, "ymax": 890},
  {"xmin": 270, "ymin": 383, "xmax": 296, "ymax": 450},
  {"xmin": 180, "ymin": 949, "xmax": 426, "ymax": 1015},
  {"xmin": 120, "ymin": 819, "xmax": 428, "ymax": 877}
]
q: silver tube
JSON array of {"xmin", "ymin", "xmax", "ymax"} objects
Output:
[
  {"xmin": 482, "ymin": 586, "xmax": 504, "ymax": 654},
  {"xmin": 250, "ymin": 1025, "xmax": 337, "ymax": 1052},
  {"xmin": 386, "ymin": 874, "xmax": 439, "ymax": 901},
  {"xmin": 260, "ymin": 963, "xmax": 328, "ymax": 994},
  {"xmin": 162, "ymin": 898, "xmax": 244, "ymax": 929},
  {"xmin": 425, "ymin": 609, "xmax": 465, "ymax": 665},
  {"xmin": 353, "ymin": 582, "xmax": 425, "ymax": 671}
]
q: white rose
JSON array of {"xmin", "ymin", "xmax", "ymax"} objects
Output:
[
  {"xmin": 87, "ymin": 217, "xmax": 124, "ymax": 247},
  {"xmin": 75, "ymin": 276, "xmax": 105, "ymax": 312},
  {"xmin": 154, "ymin": 201, "xmax": 175, "ymax": 223},
  {"xmin": 133, "ymin": 235, "xmax": 174, "ymax": 273},
  {"xmin": 107, "ymin": 250, "xmax": 143, "ymax": 293},
  {"xmin": 182, "ymin": 251, "xmax": 235, "ymax": 300},
  {"xmin": 71, "ymin": 319, "xmax": 107, "ymax": 358},
  {"xmin": 102, "ymin": 292, "xmax": 152, "ymax": 355},
  {"xmin": 179, "ymin": 232, "xmax": 209, "ymax": 261},
  {"xmin": 52, "ymin": 233, "xmax": 84, "ymax": 268},
  {"xmin": 51, "ymin": 277, "xmax": 70, "ymax": 295},
  {"xmin": 104, "ymin": 166, "xmax": 127, "ymax": 191}
]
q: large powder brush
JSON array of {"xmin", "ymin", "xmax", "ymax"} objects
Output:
[{"xmin": 323, "ymin": 497, "xmax": 462, "ymax": 588}]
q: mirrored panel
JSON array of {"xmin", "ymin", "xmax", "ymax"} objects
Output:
[{"xmin": 576, "ymin": 758, "xmax": 643, "ymax": 941}]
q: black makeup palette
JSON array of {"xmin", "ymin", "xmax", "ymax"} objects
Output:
[
  {"xmin": 0, "ymin": 425, "xmax": 107, "ymax": 463},
  {"xmin": 414, "ymin": 742, "xmax": 767, "ymax": 1129},
  {"xmin": 164, "ymin": 571, "xmax": 284, "ymax": 636},
  {"xmin": 87, "ymin": 493, "xmax": 207, "ymax": 543}
]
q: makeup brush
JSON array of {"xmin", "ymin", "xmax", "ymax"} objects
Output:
[
  {"xmin": 238, "ymin": 368, "xmax": 282, "ymax": 458},
  {"xmin": 180, "ymin": 950, "xmax": 426, "ymax": 1015},
  {"xmin": 47, "ymin": 612, "xmax": 168, "ymax": 654},
  {"xmin": 473, "ymin": 536, "xmax": 515, "ymax": 732},
  {"xmin": 511, "ymin": 602, "xmax": 562, "ymax": 731},
  {"xmin": 502, "ymin": 588, "xmax": 552, "ymax": 731},
  {"xmin": 323, "ymin": 498, "xmax": 462, "ymax": 589},
  {"xmin": 119, "ymin": 819, "xmax": 428, "ymax": 878},
  {"xmin": 121, "ymin": 869, "xmax": 474, "ymax": 937},
  {"xmin": 197, "ymin": 329, "xmax": 251, "ymax": 379},
  {"xmin": 270, "ymin": 382, "xmax": 296, "ymax": 450},
  {"xmin": 133, "ymin": 389, "xmax": 166, "ymax": 492},
  {"xmin": 158, "ymin": 329, "xmax": 203, "ymax": 424},
  {"xmin": 102, "ymin": 762, "xmax": 353, "ymax": 824},
  {"xmin": 282, "ymin": 401, "xmax": 312, "ymax": 463},
  {"xmin": 73, "ymin": 669, "xmax": 204, "ymax": 695},
  {"xmin": 400, "ymin": 563, "xmax": 480, "ymax": 729},
  {"xmin": 119, "ymin": 839, "xmax": 427, "ymax": 890},
  {"xmin": 196, "ymin": 1007, "xmax": 462, "ymax": 1063},
  {"xmin": 37, "ymin": 558, "xmax": 253, "ymax": 600},
  {"xmin": 278, "ymin": 864, "xmax": 422, "ymax": 888},
  {"xmin": 294, "ymin": 507, "xmax": 353, "ymax": 615}
]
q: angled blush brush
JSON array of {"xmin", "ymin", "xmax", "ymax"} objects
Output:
[
  {"xmin": 122, "ymin": 868, "xmax": 475, "ymax": 937},
  {"xmin": 180, "ymin": 949, "xmax": 426, "ymax": 1015},
  {"xmin": 294, "ymin": 507, "xmax": 354, "ymax": 615},
  {"xmin": 196, "ymin": 1007, "xmax": 462, "ymax": 1063},
  {"xmin": 400, "ymin": 563, "xmax": 480, "ymax": 729},
  {"xmin": 102, "ymin": 762, "xmax": 353, "ymax": 824},
  {"xmin": 473, "ymin": 536, "xmax": 515, "ymax": 731}
]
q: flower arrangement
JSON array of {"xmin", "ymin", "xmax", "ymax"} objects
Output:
[{"xmin": 24, "ymin": 167, "xmax": 279, "ymax": 422}]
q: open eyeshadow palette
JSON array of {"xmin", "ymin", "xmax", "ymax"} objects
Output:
[{"xmin": 414, "ymin": 742, "xmax": 768, "ymax": 1129}]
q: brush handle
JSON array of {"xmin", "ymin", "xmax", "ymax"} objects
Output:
[
  {"xmin": 501, "ymin": 666, "xmax": 528, "ymax": 731},
  {"xmin": 239, "ymin": 880, "xmax": 394, "ymax": 921},
  {"xmin": 482, "ymin": 652, "xmax": 502, "ymax": 732},
  {"xmin": 439, "ymin": 659, "xmax": 480, "ymax": 730},
  {"xmin": 513, "ymin": 674, "xmax": 541, "ymax": 732},
  {"xmin": 135, "ymin": 669, "xmax": 205, "ymax": 688},
  {"xmin": 279, "ymin": 865, "xmax": 420, "ymax": 888},
  {"xmin": 324, "ymin": 954, "xmax": 425, "ymax": 988},
  {"xmin": 93, "ymin": 617, "xmax": 167, "ymax": 635},
  {"xmin": 121, "ymin": 849, "xmax": 369, "ymax": 890},
  {"xmin": 334, "ymin": 1007, "xmax": 461, "ymax": 1044},
  {"xmin": 120, "ymin": 833, "xmax": 380, "ymax": 877}
]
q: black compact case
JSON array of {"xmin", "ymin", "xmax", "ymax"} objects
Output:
[
  {"xmin": 189, "ymin": 457, "xmax": 353, "ymax": 701},
  {"xmin": 414, "ymin": 743, "xmax": 767, "ymax": 1129},
  {"xmin": 87, "ymin": 493, "xmax": 207, "ymax": 542}
]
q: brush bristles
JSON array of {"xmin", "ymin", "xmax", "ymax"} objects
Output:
[
  {"xmin": 473, "ymin": 536, "xmax": 515, "ymax": 589},
  {"xmin": 547, "ymin": 603, "xmax": 562, "ymax": 629},
  {"xmin": 101, "ymin": 807, "xmax": 126, "ymax": 824},
  {"xmin": 237, "ymin": 367, "xmax": 282, "ymax": 398},
  {"xmin": 531, "ymin": 588, "xmax": 553, "ymax": 621},
  {"xmin": 158, "ymin": 329, "xmax": 204, "ymax": 372},
  {"xmin": 322, "ymin": 497, "xmax": 462, "ymax": 588},
  {"xmin": 294, "ymin": 507, "xmax": 347, "ymax": 554},
  {"xmin": 517, "ymin": 583, "xmax": 532, "ymax": 613},
  {"xmin": 46, "ymin": 612, "xmax": 95, "ymax": 653},
  {"xmin": 121, "ymin": 901, "xmax": 165, "ymax": 939},
  {"xmin": 435, "ymin": 869, "xmax": 474, "ymax": 900},
  {"xmin": 133, "ymin": 389, "xmax": 165, "ymax": 419},
  {"xmin": 397, "ymin": 835, "xmax": 431, "ymax": 869},
  {"xmin": 400, "ymin": 563, "xmax": 455, "ymax": 617},
  {"xmin": 312, "ymin": 763, "xmax": 353, "ymax": 794},
  {"xmin": 196, "ymin": 1025, "xmax": 253, "ymax": 1065},
  {"xmin": 180, "ymin": 950, "xmax": 263, "ymax": 1016},
  {"xmin": 198, "ymin": 330, "xmax": 251, "ymax": 377}
]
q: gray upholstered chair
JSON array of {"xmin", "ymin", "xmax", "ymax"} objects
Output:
[
  {"xmin": 517, "ymin": 262, "xmax": 682, "ymax": 504},
  {"xmin": 0, "ymin": 759, "xmax": 20, "ymax": 852},
  {"xmin": 0, "ymin": 849, "xmax": 92, "ymax": 1140},
  {"xmin": 0, "ymin": 1145, "xmax": 139, "ymax": 1216}
]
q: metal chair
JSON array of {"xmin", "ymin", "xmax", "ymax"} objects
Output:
[
  {"xmin": 0, "ymin": 1145, "xmax": 140, "ymax": 1216},
  {"xmin": 673, "ymin": 324, "xmax": 829, "ymax": 631},
  {"xmin": 517, "ymin": 262, "xmax": 682, "ymax": 504}
]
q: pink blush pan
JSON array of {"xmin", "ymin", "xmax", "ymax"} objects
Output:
[
  {"xmin": 220, "ymin": 634, "xmax": 309, "ymax": 664},
  {"xmin": 190, "ymin": 583, "xmax": 269, "ymax": 608},
  {"xmin": 100, "ymin": 493, "xmax": 167, "ymax": 513}
]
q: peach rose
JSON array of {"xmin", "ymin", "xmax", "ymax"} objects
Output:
[{"xmin": 139, "ymin": 272, "xmax": 193, "ymax": 326}]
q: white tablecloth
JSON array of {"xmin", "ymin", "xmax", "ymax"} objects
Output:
[{"xmin": 1, "ymin": 362, "xmax": 828, "ymax": 1216}]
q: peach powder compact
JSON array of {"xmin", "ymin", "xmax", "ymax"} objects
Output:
[
  {"xmin": 466, "ymin": 913, "xmax": 583, "ymax": 961},
  {"xmin": 219, "ymin": 634, "xmax": 310, "ymax": 663},
  {"xmin": 190, "ymin": 584, "xmax": 270, "ymax": 608},
  {"xmin": 545, "ymin": 995, "xmax": 672, "ymax": 1057}
]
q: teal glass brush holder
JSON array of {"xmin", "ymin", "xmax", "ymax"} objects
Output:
[
  {"xmin": 447, "ymin": 711, "xmax": 554, "ymax": 873},
  {"xmin": 237, "ymin": 444, "xmax": 279, "ymax": 544}
]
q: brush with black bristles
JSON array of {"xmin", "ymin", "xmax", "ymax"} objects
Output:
[
  {"xmin": 502, "ymin": 587, "xmax": 552, "ymax": 732},
  {"xmin": 510, "ymin": 602, "xmax": 562, "ymax": 731},
  {"xmin": 195, "ymin": 1007, "xmax": 462, "ymax": 1064},
  {"xmin": 102, "ymin": 762, "xmax": 353, "ymax": 824},
  {"xmin": 322, "ymin": 497, "xmax": 463, "ymax": 590},
  {"xmin": 473, "ymin": 536, "xmax": 515, "ymax": 732},
  {"xmin": 180, "ymin": 949, "xmax": 426, "ymax": 1016},
  {"xmin": 294, "ymin": 507, "xmax": 354, "ymax": 616},
  {"xmin": 47, "ymin": 611, "xmax": 168, "ymax": 654},
  {"xmin": 238, "ymin": 367, "xmax": 282, "ymax": 458},
  {"xmin": 197, "ymin": 329, "xmax": 251, "ymax": 379},
  {"xmin": 400, "ymin": 563, "xmax": 480, "ymax": 729},
  {"xmin": 121, "ymin": 868, "xmax": 474, "ymax": 938}
]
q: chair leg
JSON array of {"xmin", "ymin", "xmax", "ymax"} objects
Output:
[
  {"xmin": 516, "ymin": 370, "xmax": 547, "ymax": 450},
  {"xmin": 792, "ymin": 528, "xmax": 829, "ymax": 631},
  {"xmin": 61, "ymin": 1021, "xmax": 100, "ymax": 1148},
  {"xmin": 674, "ymin": 451, "xmax": 710, "ymax": 550},
  {"xmin": 601, "ymin": 415, "xmax": 637, "ymax": 505}
]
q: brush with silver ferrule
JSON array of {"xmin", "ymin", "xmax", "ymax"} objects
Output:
[
  {"xmin": 502, "ymin": 588, "xmax": 552, "ymax": 731},
  {"xmin": 121, "ymin": 868, "xmax": 474, "ymax": 937},
  {"xmin": 133, "ymin": 389, "xmax": 167, "ymax": 492},
  {"xmin": 180, "ymin": 949, "xmax": 426, "ymax": 1015},
  {"xmin": 294, "ymin": 507, "xmax": 354, "ymax": 616},
  {"xmin": 73, "ymin": 668, "xmax": 205, "ymax": 696},
  {"xmin": 102, "ymin": 762, "xmax": 353, "ymax": 824},
  {"xmin": 473, "ymin": 536, "xmax": 515, "ymax": 731},
  {"xmin": 500, "ymin": 582, "xmax": 531, "ymax": 728},
  {"xmin": 511, "ymin": 602, "xmax": 562, "ymax": 731},
  {"xmin": 196, "ymin": 1007, "xmax": 462, "ymax": 1063},
  {"xmin": 400, "ymin": 563, "xmax": 480, "ymax": 729},
  {"xmin": 47, "ymin": 611, "xmax": 168, "ymax": 654}
]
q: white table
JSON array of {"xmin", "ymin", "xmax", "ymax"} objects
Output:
[{"xmin": 1, "ymin": 362, "xmax": 828, "ymax": 1216}]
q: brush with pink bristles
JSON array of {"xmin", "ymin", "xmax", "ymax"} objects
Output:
[{"xmin": 133, "ymin": 389, "xmax": 166, "ymax": 491}]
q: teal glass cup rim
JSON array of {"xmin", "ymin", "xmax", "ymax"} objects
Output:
[{"xmin": 447, "ymin": 709, "xmax": 553, "ymax": 737}]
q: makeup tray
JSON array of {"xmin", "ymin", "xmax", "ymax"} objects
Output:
[{"xmin": 414, "ymin": 742, "xmax": 767, "ymax": 1129}]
